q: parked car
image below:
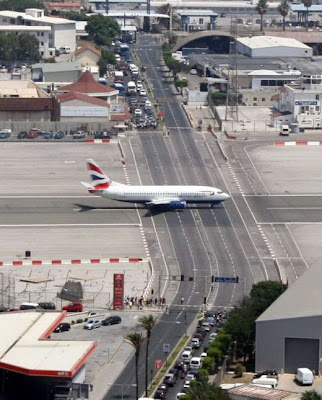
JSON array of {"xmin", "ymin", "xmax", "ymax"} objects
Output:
[
  {"xmin": 54, "ymin": 131, "xmax": 65, "ymax": 139},
  {"xmin": 62, "ymin": 302, "xmax": 83, "ymax": 312},
  {"xmin": 54, "ymin": 322, "xmax": 71, "ymax": 333},
  {"xmin": 44, "ymin": 131, "xmax": 53, "ymax": 139},
  {"xmin": 134, "ymin": 108, "xmax": 142, "ymax": 116},
  {"xmin": 26, "ymin": 130, "xmax": 38, "ymax": 139},
  {"xmin": 95, "ymin": 131, "xmax": 110, "ymax": 139},
  {"xmin": 254, "ymin": 369, "xmax": 278, "ymax": 379},
  {"xmin": 0, "ymin": 128, "xmax": 11, "ymax": 138},
  {"xmin": 38, "ymin": 302, "xmax": 56, "ymax": 310},
  {"xmin": 20, "ymin": 302, "xmax": 40, "ymax": 310},
  {"xmin": 73, "ymin": 131, "xmax": 85, "ymax": 139},
  {"xmin": 164, "ymin": 373, "xmax": 176, "ymax": 386},
  {"xmin": 0, "ymin": 306, "xmax": 8, "ymax": 312},
  {"xmin": 18, "ymin": 131, "xmax": 28, "ymax": 139},
  {"xmin": 83, "ymin": 319, "xmax": 101, "ymax": 330},
  {"xmin": 101, "ymin": 315, "xmax": 122, "ymax": 325}
]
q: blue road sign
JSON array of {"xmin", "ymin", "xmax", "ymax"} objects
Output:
[{"xmin": 214, "ymin": 277, "xmax": 239, "ymax": 283}]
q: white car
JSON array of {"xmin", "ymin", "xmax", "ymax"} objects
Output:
[
  {"xmin": 176, "ymin": 394, "xmax": 186, "ymax": 400},
  {"xmin": 200, "ymin": 352, "xmax": 208, "ymax": 360},
  {"xmin": 183, "ymin": 381, "xmax": 191, "ymax": 389},
  {"xmin": 136, "ymin": 81, "xmax": 143, "ymax": 91},
  {"xmin": 139, "ymin": 89, "xmax": 147, "ymax": 96},
  {"xmin": 88, "ymin": 311, "xmax": 100, "ymax": 318},
  {"xmin": 190, "ymin": 69, "xmax": 198, "ymax": 75},
  {"xmin": 83, "ymin": 319, "xmax": 101, "ymax": 330},
  {"xmin": 134, "ymin": 108, "xmax": 142, "ymax": 116},
  {"xmin": 185, "ymin": 373, "xmax": 196, "ymax": 381},
  {"xmin": 115, "ymin": 54, "xmax": 121, "ymax": 62},
  {"xmin": 202, "ymin": 322, "xmax": 211, "ymax": 331}
]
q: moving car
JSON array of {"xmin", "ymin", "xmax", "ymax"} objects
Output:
[
  {"xmin": 54, "ymin": 322, "xmax": 71, "ymax": 333},
  {"xmin": 83, "ymin": 319, "xmax": 101, "ymax": 330},
  {"xmin": 164, "ymin": 373, "xmax": 176, "ymax": 386},
  {"xmin": 101, "ymin": 315, "xmax": 121, "ymax": 325},
  {"xmin": 62, "ymin": 302, "xmax": 83, "ymax": 312}
]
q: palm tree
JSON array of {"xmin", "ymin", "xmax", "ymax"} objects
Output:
[
  {"xmin": 157, "ymin": 3, "xmax": 180, "ymax": 30},
  {"xmin": 278, "ymin": 0, "xmax": 290, "ymax": 31},
  {"xmin": 256, "ymin": 0, "xmax": 268, "ymax": 31},
  {"xmin": 302, "ymin": 0, "xmax": 313, "ymax": 30},
  {"xmin": 139, "ymin": 315, "xmax": 157, "ymax": 397},
  {"xmin": 126, "ymin": 332, "xmax": 145, "ymax": 400}
]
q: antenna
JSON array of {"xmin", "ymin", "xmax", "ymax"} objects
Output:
[{"xmin": 225, "ymin": 17, "xmax": 239, "ymax": 121}]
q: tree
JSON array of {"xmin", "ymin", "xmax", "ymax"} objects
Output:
[
  {"xmin": 86, "ymin": 14, "xmax": 121, "ymax": 46},
  {"xmin": 156, "ymin": 3, "xmax": 180, "ymax": 30},
  {"xmin": 184, "ymin": 380, "xmax": 232, "ymax": 400},
  {"xmin": 97, "ymin": 49, "xmax": 116, "ymax": 76},
  {"xmin": 18, "ymin": 33, "xmax": 40, "ymax": 62},
  {"xmin": 301, "ymin": 391, "xmax": 322, "ymax": 400},
  {"xmin": 256, "ymin": 0, "xmax": 268, "ymax": 31},
  {"xmin": 60, "ymin": 11, "xmax": 87, "ymax": 21},
  {"xmin": 302, "ymin": 0, "xmax": 313, "ymax": 29},
  {"xmin": 175, "ymin": 79, "xmax": 188, "ymax": 95},
  {"xmin": 278, "ymin": 0, "xmax": 290, "ymax": 31},
  {"xmin": 139, "ymin": 315, "xmax": 156, "ymax": 397},
  {"xmin": 126, "ymin": 332, "xmax": 145, "ymax": 400},
  {"xmin": 0, "ymin": 0, "xmax": 44, "ymax": 11}
]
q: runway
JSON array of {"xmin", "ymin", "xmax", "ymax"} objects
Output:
[{"xmin": 245, "ymin": 195, "xmax": 322, "ymax": 223}]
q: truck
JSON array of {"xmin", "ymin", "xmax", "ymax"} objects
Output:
[
  {"xmin": 127, "ymin": 81, "xmax": 136, "ymax": 94},
  {"xmin": 252, "ymin": 377, "xmax": 278, "ymax": 388},
  {"xmin": 296, "ymin": 368, "xmax": 314, "ymax": 385}
]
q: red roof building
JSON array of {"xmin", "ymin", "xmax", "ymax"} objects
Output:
[{"xmin": 58, "ymin": 71, "xmax": 118, "ymax": 103}]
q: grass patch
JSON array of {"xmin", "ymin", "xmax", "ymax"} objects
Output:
[{"xmin": 149, "ymin": 335, "xmax": 189, "ymax": 395}]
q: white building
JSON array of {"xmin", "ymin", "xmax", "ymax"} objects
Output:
[
  {"xmin": 237, "ymin": 36, "xmax": 313, "ymax": 58},
  {"xmin": 249, "ymin": 69, "xmax": 301, "ymax": 89},
  {"xmin": 274, "ymin": 73, "xmax": 322, "ymax": 129},
  {"xmin": 0, "ymin": 8, "xmax": 76, "ymax": 58},
  {"xmin": 178, "ymin": 10, "xmax": 218, "ymax": 31}
]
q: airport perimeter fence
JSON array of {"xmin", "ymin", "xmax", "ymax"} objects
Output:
[
  {"xmin": 0, "ymin": 273, "xmax": 16, "ymax": 309},
  {"xmin": 0, "ymin": 121, "xmax": 116, "ymax": 134},
  {"xmin": 222, "ymin": 120, "xmax": 279, "ymax": 133}
]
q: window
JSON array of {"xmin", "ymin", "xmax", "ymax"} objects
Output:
[
  {"xmin": 316, "ymin": 95, "xmax": 320, "ymax": 100},
  {"xmin": 199, "ymin": 18, "xmax": 204, "ymax": 24},
  {"xmin": 253, "ymin": 97, "xmax": 257, "ymax": 101},
  {"xmin": 262, "ymin": 98, "xmax": 265, "ymax": 102},
  {"xmin": 3, "ymin": 18, "xmax": 7, "ymax": 22},
  {"xmin": 10, "ymin": 19, "xmax": 15, "ymax": 24},
  {"xmin": 41, "ymin": 32, "xmax": 44, "ymax": 36},
  {"xmin": 316, "ymin": 106, "xmax": 320, "ymax": 112},
  {"xmin": 41, "ymin": 42, "xmax": 44, "ymax": 46}
]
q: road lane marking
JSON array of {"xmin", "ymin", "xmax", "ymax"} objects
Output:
[
  {"xmin": 0, "ymin": 224, "xmax": 140, "ymax": 227},
  {"xmin": 267, "ymin": 207, "xmax": 322, "ymax": 210}
]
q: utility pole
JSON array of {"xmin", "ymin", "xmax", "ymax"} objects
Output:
[
  {"xmin": 225, "ymin": 17, "xmax": 239, "ymax": 121},
  {"xmin": 105, "ymin": 0, "xmax": 109, "ymax": 14}
]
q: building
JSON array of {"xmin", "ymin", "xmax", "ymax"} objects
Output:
[
  {"xmin": 32, "ymin": 62, "xmax": 83, "ymax": 83},
  {"xmin": 273, "ymin": 72, "xmax": 322, "ymax": 129},
  {"xmin": 237, "ymin": 36, "xmax": 313, "ymax": 58},
  {"xmin": 58, "ymin": 70, "xmax": 119, "ymax": 104},
  {"xmin": 47, "ymin": 2, "xmax": 81, "ymax": 14},
  {"xmin": 256, "ymin": 259, "xmax": 322, "ymax": 374},
  {"xmin": 73, "ymin": 44, "xmax": 101, "ymax": 67},
  {"xmin": 0, "ymin": 97, "xmax": 59, "ymax": 121},
  {"xmin": 0, "ymin": 79, "xmax": 50, "ymax": 98},
  {"xmin": 178, "ymin": 10, "xmax": 217, "ymax": 31},
  {"xmin": 0, "ymin": 8, "xmax": 76, "ymax": 58},
  {"xmin": 0, "ymin": 311, "xmax": 96, "ymax": 400},
  {"xmin": 58, "ymin": 90, "xmax": 109, "ymax": 121}
]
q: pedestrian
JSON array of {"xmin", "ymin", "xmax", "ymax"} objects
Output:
[{"xmin": 181, "ymin": 297, "xmax": 184, "ymax": 305}]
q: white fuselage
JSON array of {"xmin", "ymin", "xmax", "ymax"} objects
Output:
[{"xmin": 93, "ymin": 184, "xmax": 229, "ymax": 204}]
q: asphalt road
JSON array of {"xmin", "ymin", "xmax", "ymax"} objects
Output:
[{"xmin": 103, "ymin": 34, "xmax": 261, "ymax": 400}]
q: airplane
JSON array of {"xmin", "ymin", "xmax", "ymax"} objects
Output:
[{"xmin": 81, "ymin": 159, "xmax": 230, "ymax": 209}]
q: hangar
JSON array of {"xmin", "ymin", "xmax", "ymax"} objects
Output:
[{"xmin": 256, "ymin": 261, "xmax": 322, "ymax": 374}]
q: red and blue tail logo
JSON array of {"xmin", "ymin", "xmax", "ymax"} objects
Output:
[{"xmin": 86, "ymin": 159, "xmax": 111, "ymax": 190}]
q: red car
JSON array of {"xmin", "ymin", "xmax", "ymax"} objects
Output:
[
  {"xmin": 62, "ymin": 302, "xmax": 83, "ymax": 312},
  {"xmin": 27, "ymin": 129, "xmax": 39, "ymax": 139}
]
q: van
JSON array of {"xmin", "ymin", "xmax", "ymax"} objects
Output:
[
  {"xmin": 127, "ymin": 81, "xmax": 136, "ymax": 94},
  {"xmin": 252, "ymin": 377, "xmax": 278, "ymax": 388},
  {"xmin": 190, "ymin": 357, "xmax": 202, "ymax": 371},
  {"xmin": 181, "ymin": 350, "xmax": 192, "ymax": 363},
  {"xmin": 20, "ymin": 302, "xmax": 40, "ymax": 310},
  {"xmin": 296, "ymin": 368, "xmax": 314, "ymax": 385},
  {"xmin": 280, "ymin": 124, "xmax": 290, "ymax": 136},
  {"xmin": 191, "ymin": 338, "xmax": 201, "ymax": 349},
  {"xmin": 59, "ymin": 46, "xmax": 71, "ymax": 54}
]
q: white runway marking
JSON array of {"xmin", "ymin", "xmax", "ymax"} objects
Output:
[
  {"xmin": 0, "ymin": 224, "xmax": 140, "ymax": 227},
  {"xmin": 267, "ymin": 207, "xmax": 322, "ymax": 210}
]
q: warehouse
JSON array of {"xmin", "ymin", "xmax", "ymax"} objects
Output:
[
  {"xmin": 237, "ymin": 36, "xmax": 313, "ymax": 58},
  {"xmin": 256, "ymin": 261, "xmax": 322, "ymax": 374}
]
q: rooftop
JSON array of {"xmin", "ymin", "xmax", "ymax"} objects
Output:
[
  {"xmin": 48, "ymin": 2, "xmax": 81, "ymax": 6},
  {"xmin": 0, "ymin": 80, "xmax": 49, "ymax": 98},
  {"xmin": 59, "ymin": 70, "xmax": 118, "ymax": 94},
  {"xmin": 0, "ymin": 10, "xmax": 75, "ymax": 25},
  {"xmin": 0, "ymin": 311, "xmax": 96, "ymax": 377},
  {"xmin": 237, "ymin": 36, "xmax": 311, "ymax": 50},
  {"xmin": 58, "ymin": 90, "xmax": 110, "ymax": 107},
  {"xmin": 257, "ymin": 260, "xmax": 322, "ymax": 322},
  {"xmin": 178, "ymin": 9, "xmax": 218, "ymax": 16},
  {"xmin": 228, "ymin": 384, "xmax": 299, "ymax": 400},
  {"xmin": 0, "ymin": 26, "xmax": 51, "ymax": 31},
  {"xmin": 74, "ymin": 44, "xmax": 101, "ymax": 57}
]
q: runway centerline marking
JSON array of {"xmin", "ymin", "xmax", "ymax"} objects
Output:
[
  {"xmin": 0, "ymin": 224, "xmax": 140, "ymax": 227},
  {"xmin": 267, "ymin": 207, "xmax": 322, "ymax": 210}
]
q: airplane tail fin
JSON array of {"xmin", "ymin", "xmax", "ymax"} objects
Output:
[{"xmin": 85, "ymin": 159, "xmax": 112, "ymax": 190}]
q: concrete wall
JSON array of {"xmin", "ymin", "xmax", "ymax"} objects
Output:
[
  {"xmin": 241, "ymin": 88, "xmax": 280, "ymax": 106},
  {"xmin": 52, "ymin": 23, "xmax": 76, "ymax": 51},
  {"xmin": 251, "ymin": 46, "xmax": 313, "ymax": 58},
  {"xmin": 75, "ymin": 52, "xmax": 100, "ymax": 67},
  {"xmin": 43, "ymin": 70, "xmax": 82, "ymax": 83},
  {"xmin": 255, "ymin": 315, "xmax": 322, "ymax": 373},
  {"xmin": 0, "ymin": 110, "xmax": 51, "ymax": 121}
]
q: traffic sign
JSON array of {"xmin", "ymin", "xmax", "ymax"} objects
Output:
[
  {"xmin": 155, "ymin": 360, "xmax": 162, "ymax": 370},
  {"xmin": 214, "ymin": 277, "xmax": 239, "ymax": 283},
  {"xmin": 163, "ymin": 343, "xmax": 170, "ymax": 354}
]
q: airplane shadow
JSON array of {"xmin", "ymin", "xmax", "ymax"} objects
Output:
[{"xmin": 74, "ymin": 203, "xmax": 224, "ymax": 218}]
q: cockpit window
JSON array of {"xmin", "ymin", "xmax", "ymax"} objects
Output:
[{"xmin": 217, "ymin": 190, "xmax": 223, "ymax": 194}]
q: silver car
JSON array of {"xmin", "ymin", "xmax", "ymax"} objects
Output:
[{"xmin": 83, "ymin": 319, "xmax": 101, "ymax": 330}]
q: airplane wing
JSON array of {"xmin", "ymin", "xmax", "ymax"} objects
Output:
[{"xmin": 146, "ymin": 198, "xmax": 181, "ymax": 206}]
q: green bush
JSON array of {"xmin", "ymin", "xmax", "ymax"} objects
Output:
[
  {"xmin": 84, "ymin": 318, "xmax": 88, "ymax": 322},
  {"xmin": 76, "ymin": 319, "xmax": 83, "ymax": 324},
  {"xmin": 235, "ymin": 363, "xmax": 245, "ymax": 378},
  {"xmin": 215, "ymin": 332, "xmax": 232, "ymax": 354},
  {"xmin": 201, "ymin": 357, "xmax": 214, "ymax": 374},
  {"xmin": 71, "ymin": 320, "xmax": 75, "ymax": 324}
]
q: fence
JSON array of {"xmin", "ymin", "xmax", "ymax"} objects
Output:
[{"xmin": 0, "ymin": 273, "xmax": 16, "ymax": 309}]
